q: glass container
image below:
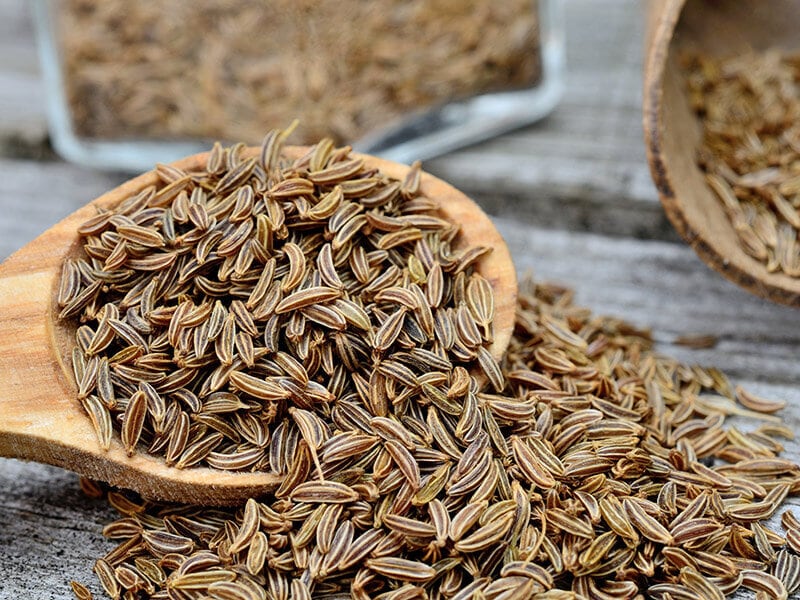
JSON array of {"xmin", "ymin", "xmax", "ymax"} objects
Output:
[{"xmin": 33, "ymin": 0, "xmax": 564, "ymax": 171}]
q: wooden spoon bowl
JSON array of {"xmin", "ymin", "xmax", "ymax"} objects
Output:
[
  {"xmin": 644, "ymin": 0, "xmax": 800, "ymax": 306},
  {"xmin": 0, "ymin": 147, "xmax": 517, "ymax": 506}
]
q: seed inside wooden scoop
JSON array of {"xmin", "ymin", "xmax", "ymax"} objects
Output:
[{"xmin": 59, "ymin": 127, "xmax": 504, "ymax": 471}]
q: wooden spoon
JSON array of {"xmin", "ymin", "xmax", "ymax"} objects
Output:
[
  {"xmin": 644, "ymin": 0, "xmax": 800, "ymax": 306},
  {"xmin": 0, "ymin": 147, "xmax": 517, "ymax": 506}
]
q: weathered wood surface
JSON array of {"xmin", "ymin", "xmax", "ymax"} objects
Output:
[{"xmin": 1, "ymin": 0, "xmax": 799, "ymax": 598}]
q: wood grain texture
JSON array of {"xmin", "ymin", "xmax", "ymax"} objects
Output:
[{"xmin": 644, "ymin": 0, "xmax": 800, "ymax": 306}]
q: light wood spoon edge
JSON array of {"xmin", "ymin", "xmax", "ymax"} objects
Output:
[
  {"xmin": 0, "ymin": 146, "xmax": 517, "ymax": 506},
  {"xmin": 644, "ymin": 0, "xmax": 800, "ymax": 306}
]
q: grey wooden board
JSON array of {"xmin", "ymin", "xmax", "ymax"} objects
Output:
[
  {"xmin": 1, "ymin": 0, "xmax": 800, "ymax": 598},
  {"xmin": 0, "ymin": 158, "xmax": 123, "ymax": 260}
]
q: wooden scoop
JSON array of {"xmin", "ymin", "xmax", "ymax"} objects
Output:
[
  {"xmin": 0, "ymin": 147, "xmax": 517, "ymax": 506},
  {"xmin": 644, "ymin": 0, "xmax": 800, "ymax": 306}
]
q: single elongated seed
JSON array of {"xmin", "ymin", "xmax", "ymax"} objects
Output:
[
  {"xmin": 142, "ymin": 530, "xmax": 194, "ymax": 555},
  {"xmin": 274, "ymin": 286, "xmax": 342, "ymax": 314},
  {"xmin": 69, "ymin": 580, "xmax": 93, "ymax": 600},
  {"xmin": 175, "ymin": 433, "xmax": 224, "ymax": 469},
  {"xmin": 453, "ymin": 513, "xmax": 514, "ymax": 552},
  {"xmin": 365, "ymin": 557, "xmax": 436, "ymax": 583},
  {"xmin": 385, "ymin": 440, "xmax": 420, "ymax": 490},
  {"xmin": 229, "ymin": 372, "xmax": 290, "ymax": 400},
  {"xmin": 373, "ymin": 309, "xmax": 407, "ymax": 352},
  {"xmin": 117, "ymin": 224, "xmax": 165, "ymax": 247},
  {"xmin": 735, "ymin": 385, "xmax": 787, "ymax": 413},
  {"xmin": 599, "ymin": 496, "xmax": 639, "ymax": 542},
  {"xmin": 511, "ymin": 436, "xmax": 556, "ymax": 489},
  {"xmin": 290, "ymin": 481, "xmax": 359, "ymax": 503},
  {"xmin": 93, "ymin": 559, "xmax": 119, "ymax": 599},
  {"xmin": 547, "ymin": 508, "xmax": 595, "ymax": 539},
  {"xmin": 121, "ymin": 390, "xmax": 147, "ymax": 456},
  {"xmin": 476, "ymin": 346, "xmax": 504, "ymax": 391},
  {"xmin": 81, "ymin": 395, "xmax": 112, "ymax": 451},
  {"xmin": 169, "ymin": 570, "xmax": 237, "ymax": 590},
  {"xmin": 281, "ymin": 242, "xmax": 306, "ymax": 291},
  {"xmin": 670, "ymin": 518, "xmax": 724, "ymax": 545},
  {"xmin": 308, "ymin": 158, "xmax": 364, "ymax": 185},
  {"xmin": 741, "ymin": 569, "xmax": 788, "ymax": 599},
  {"xmin": 228, "ymin": 498, "xmax": 261, "ymax": 554},
  {"xmin": 382, "ymin": 514, "xmax": 437, "ymax": 538},
  {"xmin": 623, "ymin": 498, "xmax": 673, "ymax": 544}
]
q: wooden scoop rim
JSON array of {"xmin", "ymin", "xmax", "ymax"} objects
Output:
[{"xmin": 644, "ymin": 0, "xmax": 800, "ymax": 306}]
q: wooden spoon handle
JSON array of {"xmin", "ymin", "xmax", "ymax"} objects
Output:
[
  {"xmin": 0, "ymin": 161, "xmax": 169, "ymax": 463},
  {"xmin": 0, "ymin": 226, "xmax": 77, "ymax": 463}
]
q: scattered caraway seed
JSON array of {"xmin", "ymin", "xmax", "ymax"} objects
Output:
[{"xmin": 71, "ymin": 276, "xmax": 800, "ymax": 599}]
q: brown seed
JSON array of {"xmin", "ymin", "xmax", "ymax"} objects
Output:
[
  {"xmin": 510, "ymin": 436, "xmax": 556, "ymax": 489},
  {"xmin": 141, "ymin": 530, "xmax": 194, "ymax": 555},
  {"xmin": 735, "ymin": 385, "xmax": 787, "ymax": 413},
  {"xmin": 93, "ymin": 559, "xmax": 119, "ymax": 599},
  {"xmin": 453, "ymin": 512, "xmax": 514, "ymax": 552},
  {"xmin": 117, "ymin": 224, "xmax": 165, "ymax": 248},
  {"xmin": 229, "ymin": 498, "xmax": 261, "ymax": 554},
  {"xmin": 365, "ymin": 557, "xmax": 436, "ymax": 583},
  {"xmin": 69, "ymin": 580, "xmax": 93, "ymax": 600},
  {"xmin": 679, "ymin": 567, "xmax": 724, "ymax": 600},
  {"xmin": 229, "ymin": 372, "xmax": 290, "ymax": 401},
  {"xmin": 290, "ymin": 481, "xmax": 359, "ymax": 504},
  {"xmin": 741, "ymin": 569, "xmax": 788, "ymax": 599},
  {"xmin": 120, "ymin": 390, "xmax": 147, "ymax": 456},
  {"xmin": 274, "ymin": 286, "xmax": 342, "ymax": 314},
  {"xmin": 385, "ymin": 440, "xmax": 421, "ymax": 490},
  {"xmin": 373, "ymin": 309, "xmax": 407, "ymax": 353},
  {"xmin": 168, "ymin": 570, "xmax": 237, "ymax": 590},
  {"xmin": 382, "ymin": 514, "xmax": 437, "ymax": 538},
  {"xmin": 623, "ymin": 498, "xmax": 673, "ymax": 545},
  {"xmin": 81, "ymin": 395, "xmax": 112, "ymax": 451}
]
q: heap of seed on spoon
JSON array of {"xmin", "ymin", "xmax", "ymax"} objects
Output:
[
  {"xmin": 59, "ymin": 126, "xmax": 501, "ymax": 472},
  {"xmin": 61, "ymin": 131, "xmax": 800, "ymax": 599}
]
